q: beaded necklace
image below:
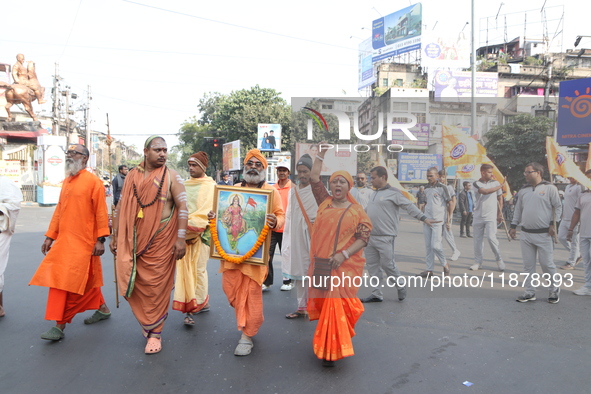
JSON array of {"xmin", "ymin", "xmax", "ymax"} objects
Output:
[{"xmin": 133, "ymin": 166, "xmax": 167, "ymax": 219}]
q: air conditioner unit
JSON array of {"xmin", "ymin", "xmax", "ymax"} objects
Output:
[
  {"xmin": 489, "ymin": 119, "xmax": 497, "ymax": 126},
  {"xmin": 431, "ymin": 125, "xmax": 442, "ymax": 133}
]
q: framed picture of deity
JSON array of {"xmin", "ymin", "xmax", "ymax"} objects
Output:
[{"xmin": 209, "ymin": 185, "xmax": 274, "ymax": 265}]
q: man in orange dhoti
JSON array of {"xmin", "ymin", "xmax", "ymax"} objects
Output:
[
  {"xmin": 111, "ymin": 136, "xmax": 187, "ymax": 354},
  {"xmin": 307, "ymin": 145, "xmax": 372, "ymax": 367},
  {"xmin": 208, "ymin": 149, "xmax": 285, "ymax": 356},
  {"xmin": 30, "ymin": 144, "xmax": 111, "ymax": 341},
  {"xmin": 173, "ymin": 152, "xmax": 216, "ymax": 325}
]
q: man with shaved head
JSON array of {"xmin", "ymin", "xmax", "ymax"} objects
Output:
[
  {"xmin": 30, "ymin": 144, "xmax": 112, "ymax": 341},
  {"xmin": 112, "ymin": 136, "xmax": 188, "ymax": 354}
]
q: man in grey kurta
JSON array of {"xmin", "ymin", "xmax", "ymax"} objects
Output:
[
  {"xmin": 568, "ymin": 169, "xmax": 591, "ymax": 296},
  {"xmin": 510, "ymin": 162, "xmax": 562, "ymax": 303},
  {"xmin": 361, "ymin": 166, "xmax": 439, "ymax": 303}
]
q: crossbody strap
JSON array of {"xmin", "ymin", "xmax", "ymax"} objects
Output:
[
  {"xmin": 294, "ymin": 187, "xmax": 313, "ymax": 234},
  {"xmin": 332, "ymin": 204, "xmax": 353, "ymax": 255}
]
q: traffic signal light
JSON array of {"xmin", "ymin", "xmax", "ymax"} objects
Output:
[{"xmin": 213, "ymin": 138, "xmax": 220, "ymax": 148}]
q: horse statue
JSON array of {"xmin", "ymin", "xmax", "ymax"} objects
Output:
[
  {"xmin": 0, "ymin": 82, "xmax": 39, "ymax": 121},
  {"xmin": 0, "ymin": 57, "xmax": 46, "ymax": 122}
]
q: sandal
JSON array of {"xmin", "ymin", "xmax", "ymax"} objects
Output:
[
  {"xmin": 285, "ymin": 310, "xmax": 308, "ymax": 319},
  {"xmin": 183, "ymin": 314, "xmax": 195, "ymax": 326},
  {"xmin": 145, "ymin": 337, "xmax": 162, "ymax": 354},
  {"xmin": 195, "ymin": 305, "xmax": 210, "ymax": 314},
  {"xmin": 84, "ymin": 310, "xmax": 111, "ymax": 324},
  {"xmin": 41, "ymin": 326, "xmax": 65, "ymax": 341},
  {"xmin": 234, "ymin": 338, "xmax": 253, "ymax": 356}
]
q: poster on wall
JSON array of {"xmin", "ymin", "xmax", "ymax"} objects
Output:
[
  {"xmin": 257, "ymin": 124, "xmax": 281, "ymax": 152},
  {"xmin": 223, "ymin": 140, "xmax": 241, "ymax": 171},
  {"xmin": 557, "ymin": 78, "xmax": 591, "ymax": 145},
  {"xmin": 398, "ymin": 152, "xmax": 442, "ymax": 183}
]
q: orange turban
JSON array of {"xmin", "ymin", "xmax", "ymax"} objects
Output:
[{"xmin": 244, "ymin": 149, "xmax": 267, "ymax": 168}]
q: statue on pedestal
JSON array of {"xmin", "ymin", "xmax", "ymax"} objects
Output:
[{"xmin": 0, "ymin": 54, "xmax": 46, "ymax": 121}]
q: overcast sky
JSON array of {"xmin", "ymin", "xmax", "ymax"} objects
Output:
[{"xmin": 2, "ymin": 0, "xmax": 579, "ymax": 150}]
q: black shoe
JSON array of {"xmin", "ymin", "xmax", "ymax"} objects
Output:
[
  {"xmin": 467, "ymin": 234, "xmax": 473, "ymax": 238},
  {"xmin": 397, "ymin": 287, "xmax": 407, "ymax": 301},
  {"xmin": 360, "ymin": 295, "xmax": 383, "ymax": 303},
  {"xmin": 322, "ymin": 359, "xmax": 335, "ymax": 367}
]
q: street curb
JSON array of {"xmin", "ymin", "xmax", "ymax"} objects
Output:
[{"xmin": 21, "ymin": 201, "xmax": 40, "ymax": 207}]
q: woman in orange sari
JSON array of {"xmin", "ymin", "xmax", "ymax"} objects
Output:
[{"xmin": 307, "ymin": 146, "xmax": 372, "ymax": 367}]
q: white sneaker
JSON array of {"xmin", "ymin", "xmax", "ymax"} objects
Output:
[
  {"xmin": 451, "ymin": 250, "xmax": 461, "ymax": 261},
  {"xmin": 262, "ymin": 284, "xmax": 270, "ymax": 292},
  {"xmin": 469, "ymin": 263, "xmax": 480, "ymax": 271},
  {"xmin": 497, "ymin": 260, "xmax": 505, "ymax": 271},
  {"xmin": 573, "ymin": 286, "xmax": 591, "ymax": 296},
  {"xmin": 280, "ymin": 283, "xmax": 293, "ymax": 291}
]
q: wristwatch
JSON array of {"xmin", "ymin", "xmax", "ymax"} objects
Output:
[{"xmin": 97, "ymin": 237, "xmax": 106, "ymax": 243}]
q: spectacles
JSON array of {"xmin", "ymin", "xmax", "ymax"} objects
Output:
[
  {"xmin": 66, "ymin": 150, "xmax": 87, "ymax": 156},
  {"xmin": 246, "ymin": 161, "xmax": 264, "ymax": 168},
  {"xmin": 523, "ymin": 170, "xmax": 538, "ymax": 175}
]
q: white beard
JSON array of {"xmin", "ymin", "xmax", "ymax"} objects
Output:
[
  {"xmin": 65, "ymin": 158, "xmax": 84, "ymax": 177},
  {"xmin": 243, "ymin": 168, "xmax": 265, "ymax": 184}
]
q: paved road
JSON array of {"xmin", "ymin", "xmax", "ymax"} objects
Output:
[{"xmin": 1, "ymin": 206, "xmax": 590, "ymax": 393}]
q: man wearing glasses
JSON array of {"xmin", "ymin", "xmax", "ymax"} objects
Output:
[
  {"xmin": 30, "ymin": 144, "xmax": 112, "ymax": 341},
  {"xmin": 208, "ymin": 149, "xmax": 285, "ymax": 356},
  {"xmin": 350, "ymin": 172, "xmax": 371, "ymax": 209},
  {"xmin": 510, "ymin": 162, "xmax": 562, "ymax": 304}
]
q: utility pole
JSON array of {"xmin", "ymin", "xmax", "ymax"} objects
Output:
[
  {"xmin": 470, "ymin": 0, "xmax": 476, "ymax": 137},
  {"xmin": 86, "ymin": 85, "xmax": 91, "ymax": 157},
  {"xmin": 64, "ymin": 88, "xmax": 70, "ymax": 142},
  {"xmin": 52, "ymin": 63, "xmax": 60, "ymax": 136}
]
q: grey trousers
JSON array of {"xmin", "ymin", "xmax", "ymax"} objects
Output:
[
  {"xmin": 558, "ymin": 220, "xmax": 580, "ymax": 264},
  {"xmin": 424, "ymin": 223, "xmax": 447, "ymax": 271},
  {"xmin": 293, "ymin": 279, "xmax": 308, "ymax": 310},
  {"xmin": 580, "ymin": 237, "xmax": 591, "ymax": 289},
  {"xmin": 473, "ymin": 220, "xmax": 502, "ymax": 267},
  {"xmin": 365, "ymin": 235, "xmax": 403, "ymax": 298},
  {"xmin": 519, "ymin": 231, "xmax": 559, "ymax": 294},
  {"xmin": 443, "ymin": 215, "xmax": 459, "ymax": 254}
]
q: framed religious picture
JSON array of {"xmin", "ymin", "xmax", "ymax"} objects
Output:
[{"xmin": 209, "ymin": 185, "xmax": 274, "ymax": 265}]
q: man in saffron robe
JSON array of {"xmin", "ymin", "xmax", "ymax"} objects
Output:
[
  {"xmin": 308, "ymin": 145, "xmax": 372, "ymax": 367},
  {"xmin": 208, "ymin": 149, "xmax": 285, "ymax": 356},
  {"xmin": 30, "ymin": 144, "xmax": 111, "ymax": 341},
  {"xmin": 173, "ymin": 152, "xmax": 216, "ymax": 326},
  {"xmin": 111, "ymin": 136, "xmax": 187, "ymax": 354}
]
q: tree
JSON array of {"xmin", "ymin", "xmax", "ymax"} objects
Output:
[
  {"xmin": 175, "ymin": 117, "xmax": 218, "ymax": 174},
  {"xmin": 198, "ymin": 85, "xmax": 292, "ymax": 153},
  {"xmin": 484, "ymin": 114, "xmax": 554, "ymax": 191}
]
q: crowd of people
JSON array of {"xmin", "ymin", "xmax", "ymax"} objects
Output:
[{"xmin": 1, "ymin": 135, "xmax": 590, "ymax": 368}]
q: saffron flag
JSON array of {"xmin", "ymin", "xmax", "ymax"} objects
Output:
[
  {"xmin": 442, "ymin": 124, "xmax": 488, "ymax": 168},
  {"xmin": 376, "ymin": 154, "xmax": 417, "ymax": 203},
  {"xmin": 546, "ymin": 137, "xmax": 591, "ymax": 189},
  {"xmin": 442, "ymin": 124, "xmax": 511, "ymax": 199}
]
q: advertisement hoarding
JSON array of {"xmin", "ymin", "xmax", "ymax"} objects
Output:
[
  {"xmin": 421, "ymin": 31, "xmax": 470, "ymax": 69},
  {"xmin": 557, "ymin": 78, "xmax": 591, "ymax": 145},
  {"xmin": 398, "ymin": 152, "xmax": 442, "ymax": 183},
  {"xmin": 358, "ymin": 38, "xmax": 376, "ymax": 90},
  {"xmin": 257, "ymin": 124, "xmax": 281, "ymax": 152},
  {"xmin": 434, "ymin": 70, "xmax": 498, "ymax": 100},
  {"xmin": 0, "ymin": 160, "xmax": 21, "ymax": 186},
  {"xmin": 223, "ymin": 139, "xmax": 241, "ymax": 171},
  {"xmin": 392, "ymin": 123, "xmax": 429, "ymax": 150},
  {"xmin": 372, "ymin": 3, "xmax": 422, "ymax": 63}
]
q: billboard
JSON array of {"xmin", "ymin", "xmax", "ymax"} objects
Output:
[
  {"xmin": 434, "ymin": 70, "xmax": 498, "ymax": 100},
  {"xmin": 398, "ymin": 153, "xmax": 442, "ymax": 183},
  {"xmin": 421, "ymin": 32, "xmax": 470, "ymax": 69},
  {"xmin": 392, "ymin": 123, "xmax": 429, "ymax": 150},
  {"xmin": 223, "ymin": 139, "xmax": 241, "ymax": 171},
  {"xmin": 557, "ymin": 78, "xmax": 591, "ymax": 145},
  {"xmin": 295, "ymin": 143, "xmax": 357, "ymax": 176},
  {"xmin": 257, "ymin": 124, "xmax": 281, "ymax": 152},
  {"xmin": 0, "ymin": 160, "xmax": 21, "ymax": 186},
  {"xmin": 372, "ymin": 3, "xmax": 422, "ymax": 63},
  {"xmin": 358, "ymin": 38, "xmax": 376, "ymax": 90}
]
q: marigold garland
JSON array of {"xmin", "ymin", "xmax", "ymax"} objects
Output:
[{"xmin": 209, "ymin": 218, "xmax": 270, "ymax": 264}]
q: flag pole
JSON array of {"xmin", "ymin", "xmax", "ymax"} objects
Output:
[
  {"xmin": 106, "ymin": 113, "xmax": 120, "ymax": 308},
  {"xmin": 498, "ymin": 199, "xmax": 511, "ymax": 242}
]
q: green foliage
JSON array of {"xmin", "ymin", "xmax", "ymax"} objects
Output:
[
  {"xmin": 175, "ymin": 117, "xmax": 217, "ymax": 174},
  {"xmin": 484, "ymin": 114, "xmax": 554, "ymax": 191},
  {"xmin": 198, "ymin": 85, "xmax": 292, "ymax": 152},
  {"xmin": 524, "ymin": 56, "xmax": 543, "ymax": 66}
]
